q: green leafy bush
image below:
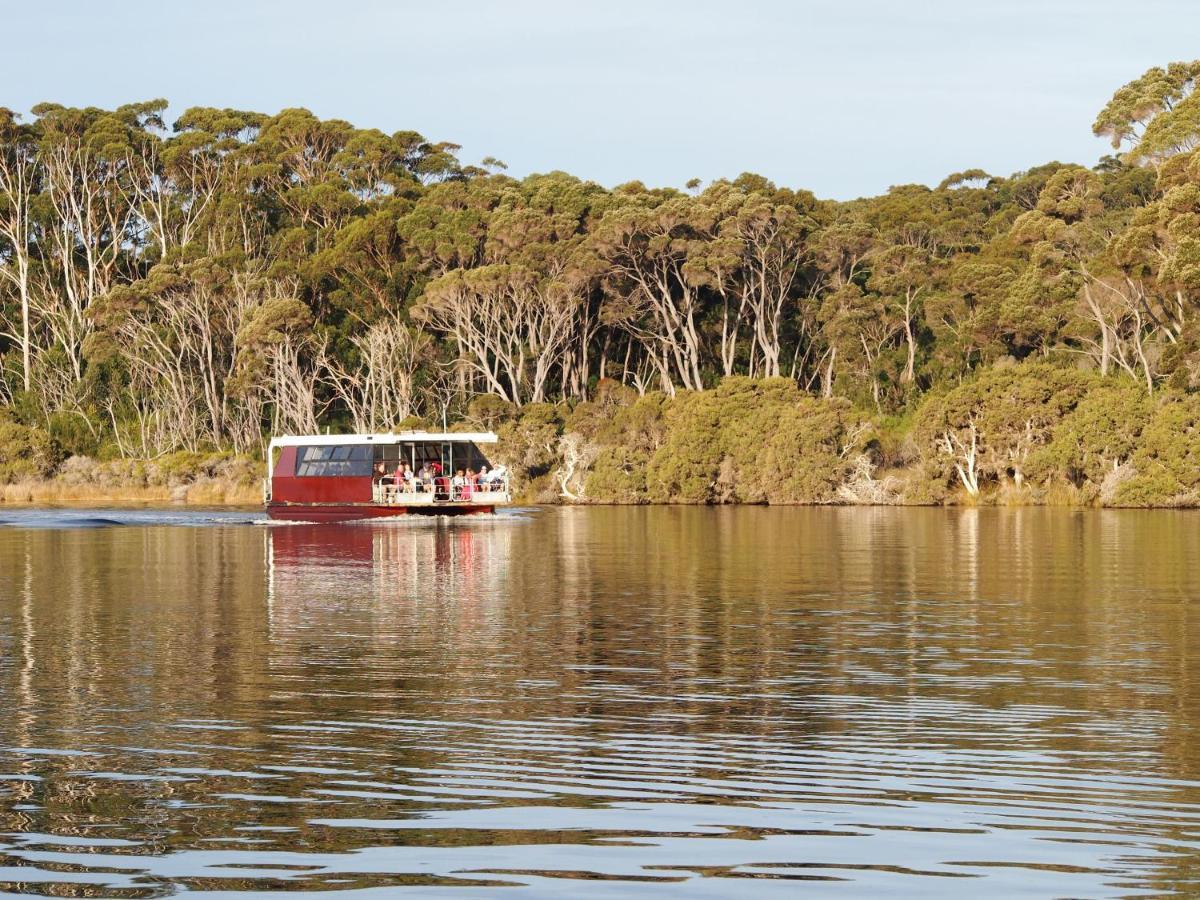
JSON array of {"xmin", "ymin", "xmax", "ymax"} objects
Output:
[
  {"xmin": 1115, "ymin": 395, "xmax": 1200, "ymax": 505},
  {"xmin": 914, "ymin": 362, "xmax": 1098, "ymax": 497},
  {"xmin": 0, "ymin": 422, "xmax": 62, "ymax": 483},
  {"xmin": 579, "ymin": 378, "xmax": 862, "ymax": 504},
  {"xmin": 1033, "ymin": 380, "xmax": 1152, "ymax": 494}
]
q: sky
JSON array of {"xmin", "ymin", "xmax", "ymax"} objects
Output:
[{"xmin": 2, "ymin": 0, "xmax": 1198, "ymax": 200}]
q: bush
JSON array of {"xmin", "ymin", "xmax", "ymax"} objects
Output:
[
  {"xmin": 0, "ymin": 422, "xmax": 62, "ymax": 483},
  {"xmin": 577, "ymin": 378, "xmax": 863, "ymax": 504},
  {"xmin": 914, "ymin": 362, "xmax": 1098, "ymax": 497},
  {"xmin": 1033, "ymin": 379, "xmax": 1152, "ymax": 495},
  {"xmin": 1114, "ymin": 394, "xmax": 1200, "ymax": 506},
  {"xmin": 495, "ymin": 403, "xmax": 565, "ymax": 495},
  {"xmin": 466, "ymin": 395, "xmax": 516, "ymax": 430},
  {"xmin": 46, "ymin": 411, "xmax": 102, "ymax": 458},
  {"xmin": 581, "ymin": 392, "xmax": 669, "ymax": 502}
]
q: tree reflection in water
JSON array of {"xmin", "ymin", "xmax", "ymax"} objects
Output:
[{"xmin": 0, "ymin": 507, "xmax": 1198, "ymax": 896}]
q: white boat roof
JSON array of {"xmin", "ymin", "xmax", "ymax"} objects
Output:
[{"xmin": 270, "ymin": 431, "xmax": 498, "ymax": 448}]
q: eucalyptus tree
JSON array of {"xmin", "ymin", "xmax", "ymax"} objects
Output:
[
  {"xmin": 1094, "ymin": 61, "xmax": 1200, "ymax": 165},
  {"xmin": 0, "ymin": 109, "xmax": 38, "ymax": 392},
  {"xmin": 588, "ymin": 187, "xmax": 715, "ymax": 393},
  {"xmin": 27, "ymin": 101, "xmax": 162, "ymax": 387},
  {"xmin": 88, "ymin": 254, "xmax": 275, "ymax": 453},
  {"xmin": 686, "ymin": 178, "xmax": 824, "ymax": 379},
  {"xmin": 126, "ymin": 107, "xmax": 264, "ymax": 261},
  {"xmin": 322, "ymin": 310, "xmax": 431, "ymax": 431}
]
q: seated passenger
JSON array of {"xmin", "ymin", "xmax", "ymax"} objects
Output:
[
  {"xmin": 373, "ymin": 461, "xmax": 392, "ymax": 500},
  {"xmin": 451, "ymin": 468, "xmax": 466, "ymax": 499},
  {"xmin": 491, "ymin": 464, "xmax": 508, "ymax": 490},
  {"xmin": 478, "ymin": 465, "xmax": 491, "ymax": 491},
  {"xmin": 416, "ymin": 464, "xmax": 433, "ymax": 492},
  {"xmin": 465, "ymin": 467, "xmax": 478, "ymax": 498},
  {"xmin": 401, "ymin": 463, "xmax": 415, "ymax": 490}
]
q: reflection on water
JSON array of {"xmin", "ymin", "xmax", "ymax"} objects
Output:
[{"xmin": 1, "ymin": 507, "xmax": 1199, "ymax": 896}]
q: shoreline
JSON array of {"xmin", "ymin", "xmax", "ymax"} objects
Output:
[
  {"xmin": 2, "ymin": 480, "xmax": 1197, "ymax": 511},
  {"xmin": 0, "ymin": 480, "xmax": 262, "ymax": 508}
]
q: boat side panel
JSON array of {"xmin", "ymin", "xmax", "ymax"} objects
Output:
[
  {"xmin": 271, "ymin": 445, "xmax": 373, "ymax": 504},
  {"xmin": 271, "ymin": 446, "xmax": 297, "ymax": 478}
]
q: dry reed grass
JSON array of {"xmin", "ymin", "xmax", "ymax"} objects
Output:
[{"xmin": 0, "ymin": 478, "xmax": 260, "ymax": 507}]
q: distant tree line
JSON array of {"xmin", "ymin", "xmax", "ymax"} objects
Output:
[{"xmin": 2, "ymin": 61, "xmax": 1200, "ymax": 503}]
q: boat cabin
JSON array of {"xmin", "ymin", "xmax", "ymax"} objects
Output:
[{"xmin": 265, "ymin": 431, "xmax": 510, "ymax": 521}]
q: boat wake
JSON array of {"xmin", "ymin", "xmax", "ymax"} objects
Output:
[{"xmin": 0, "ymin": 509, "xmax": 264, "ymax": 529}]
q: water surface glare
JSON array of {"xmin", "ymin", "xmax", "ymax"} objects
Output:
[{"xmin": 1, "ymin": 506, "xmax": 1199, "ymax": 896}]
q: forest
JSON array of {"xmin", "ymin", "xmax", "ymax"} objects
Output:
[{"xmin": 2, "ymin": 60, "xmax": 1200, "ymax": 506}]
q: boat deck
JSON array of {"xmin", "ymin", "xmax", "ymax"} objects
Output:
[{"xmin": 371, "ymin": 482, "xmax": 511, "ymax": 508}]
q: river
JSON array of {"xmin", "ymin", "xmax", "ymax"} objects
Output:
[{"xmin": 0, "ymin": 506, "xmax": 1198, "ymax": 896}]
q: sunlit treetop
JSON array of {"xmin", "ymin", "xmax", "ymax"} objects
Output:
[{"xmin": 1094, "ymin": 61, "xmax": 1200, "ymax": 165}]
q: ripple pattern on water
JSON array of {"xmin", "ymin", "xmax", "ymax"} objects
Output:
[{"xmin": 0, "ymin": 507, "xmax": 1199, "ymax": 895}]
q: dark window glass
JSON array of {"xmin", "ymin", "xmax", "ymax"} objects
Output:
[
  {"xmin": 375, "ymin": 444, "xmax": 402, "ymax": 464},
  {"xmin": 295, "ymin": 445, "xmax": 373, "ymax": 477}
]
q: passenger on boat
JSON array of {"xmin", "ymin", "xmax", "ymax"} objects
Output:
[
  {"xmin": 416, "ymin": 463, "xmax": 433, "ymax": 492},
  {"xmin": 465, "ymin": 467, "xmax": 478, "ymax": 498},
  {"xmin": 374, "ymin": 461, "xmax": 393, "ymax": 500},
  {"xmin": 451, "ymin": 468, "xmax": 467, "ymax": 500},
  {"xmin": 478, "ymin": 465, "xmax": 491, "ymax": 491}
]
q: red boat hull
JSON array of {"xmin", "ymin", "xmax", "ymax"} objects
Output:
[
  {"xmin": 265, "ymin": 503, "xmax": 495, "ymax": 523},
  {"xmin": 267, "ymin": 504, "xmax": 496, "ymax": 525}
]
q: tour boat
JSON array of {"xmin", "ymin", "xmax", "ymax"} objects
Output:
[{"xmin": 264, "ymin": 431, "xmax": 511, "ymax": 522}]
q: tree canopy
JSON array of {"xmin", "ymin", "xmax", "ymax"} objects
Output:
[{"xmin": 2, "ymin": 61, "xmax": 1200, "ymax": 505}]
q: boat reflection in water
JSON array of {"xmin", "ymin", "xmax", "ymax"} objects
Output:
[{"xmin": 265, "ymin": 515, "xmax": 517, "ymax": 641}]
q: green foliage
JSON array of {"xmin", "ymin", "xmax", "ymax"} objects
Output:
[
  {"xmin": 1115, "ymin": 395, "xmax": 1200, "ymax": 505},
  {"xmin": 914, "ymin": 363, "xmax": 1098, "ymax": 494},
  {"xmin": 0, "ymin": 422, "xmax": 60, "ymax": 482},
  {"xmin": 45, "ymin": 411, "xmax": 101, "ymax": 458},
  {"xmin": 1034, "ymin": 380, "xmax": 1152, "ymax": 488},
  {"xmin": 495, "ymin": 402, "xmax": 564, "ymax": 490},
  {"xmin": 581, "ymin": 392, "xmax": 669, "ymax": 503},
  {"xmin": 1094, "ymin": 61, "xmax": 1200, "ymax": 164},
  {"xmin": 3, "ymin": 60, "xmax": 1200, "ymax": 506},
  {"xmin": 580, "ymin": 379, "xmax": 860, "ymax": 504}
]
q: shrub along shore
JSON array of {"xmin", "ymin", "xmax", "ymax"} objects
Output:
[
  {"xmin": 0, "ymin": 445, "xmax": 261, "ymax": 506},
  {"xmin": 3, "ymin": 367, "xmax": 1198, "ymax": 509}
]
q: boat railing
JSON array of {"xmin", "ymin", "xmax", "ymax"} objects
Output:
[{"xmin": 371, "ymin": 474, "xmax": 511, "ymax": 506}]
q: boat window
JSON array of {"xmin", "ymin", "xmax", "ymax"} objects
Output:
[
  {"xmin": 294, "ymin": 445, "xmax": 373, "ymax": 477},
  {"xmin": 374, "ymin": 444, "xmax": 402, "ymax": 465},
  {"xmin": 413, "ymin": 443, "xmax": 442, "ymax": 471},
  {"xmin": 464, "ymin": 443, "xmax": 492, "ymax": 471}
]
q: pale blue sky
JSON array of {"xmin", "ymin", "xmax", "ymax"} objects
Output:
[{"xmin": 2, "ymin": 0, "xmax": 1197, "ymax": 199}]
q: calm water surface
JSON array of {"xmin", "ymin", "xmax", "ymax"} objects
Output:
[{"xmin": 1, "ymin": 506, "xmax": 1199, "ymax": 897}]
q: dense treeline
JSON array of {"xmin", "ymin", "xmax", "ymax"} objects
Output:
[{"xmin": 2, "ymin": 61, "xmax": 1200, "ymax": 505}]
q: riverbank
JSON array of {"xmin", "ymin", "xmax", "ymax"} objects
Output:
[
  {"xmin": 0, "ymin": 451, "xmax": 261, "ymax": 508},
  {"xmin": 0, "ymin": 479, "xmax": 260, "ymax": 507},
  {"xmin": 4, "ymin": 368, "xmax": 1200, "ymax": 511}
]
